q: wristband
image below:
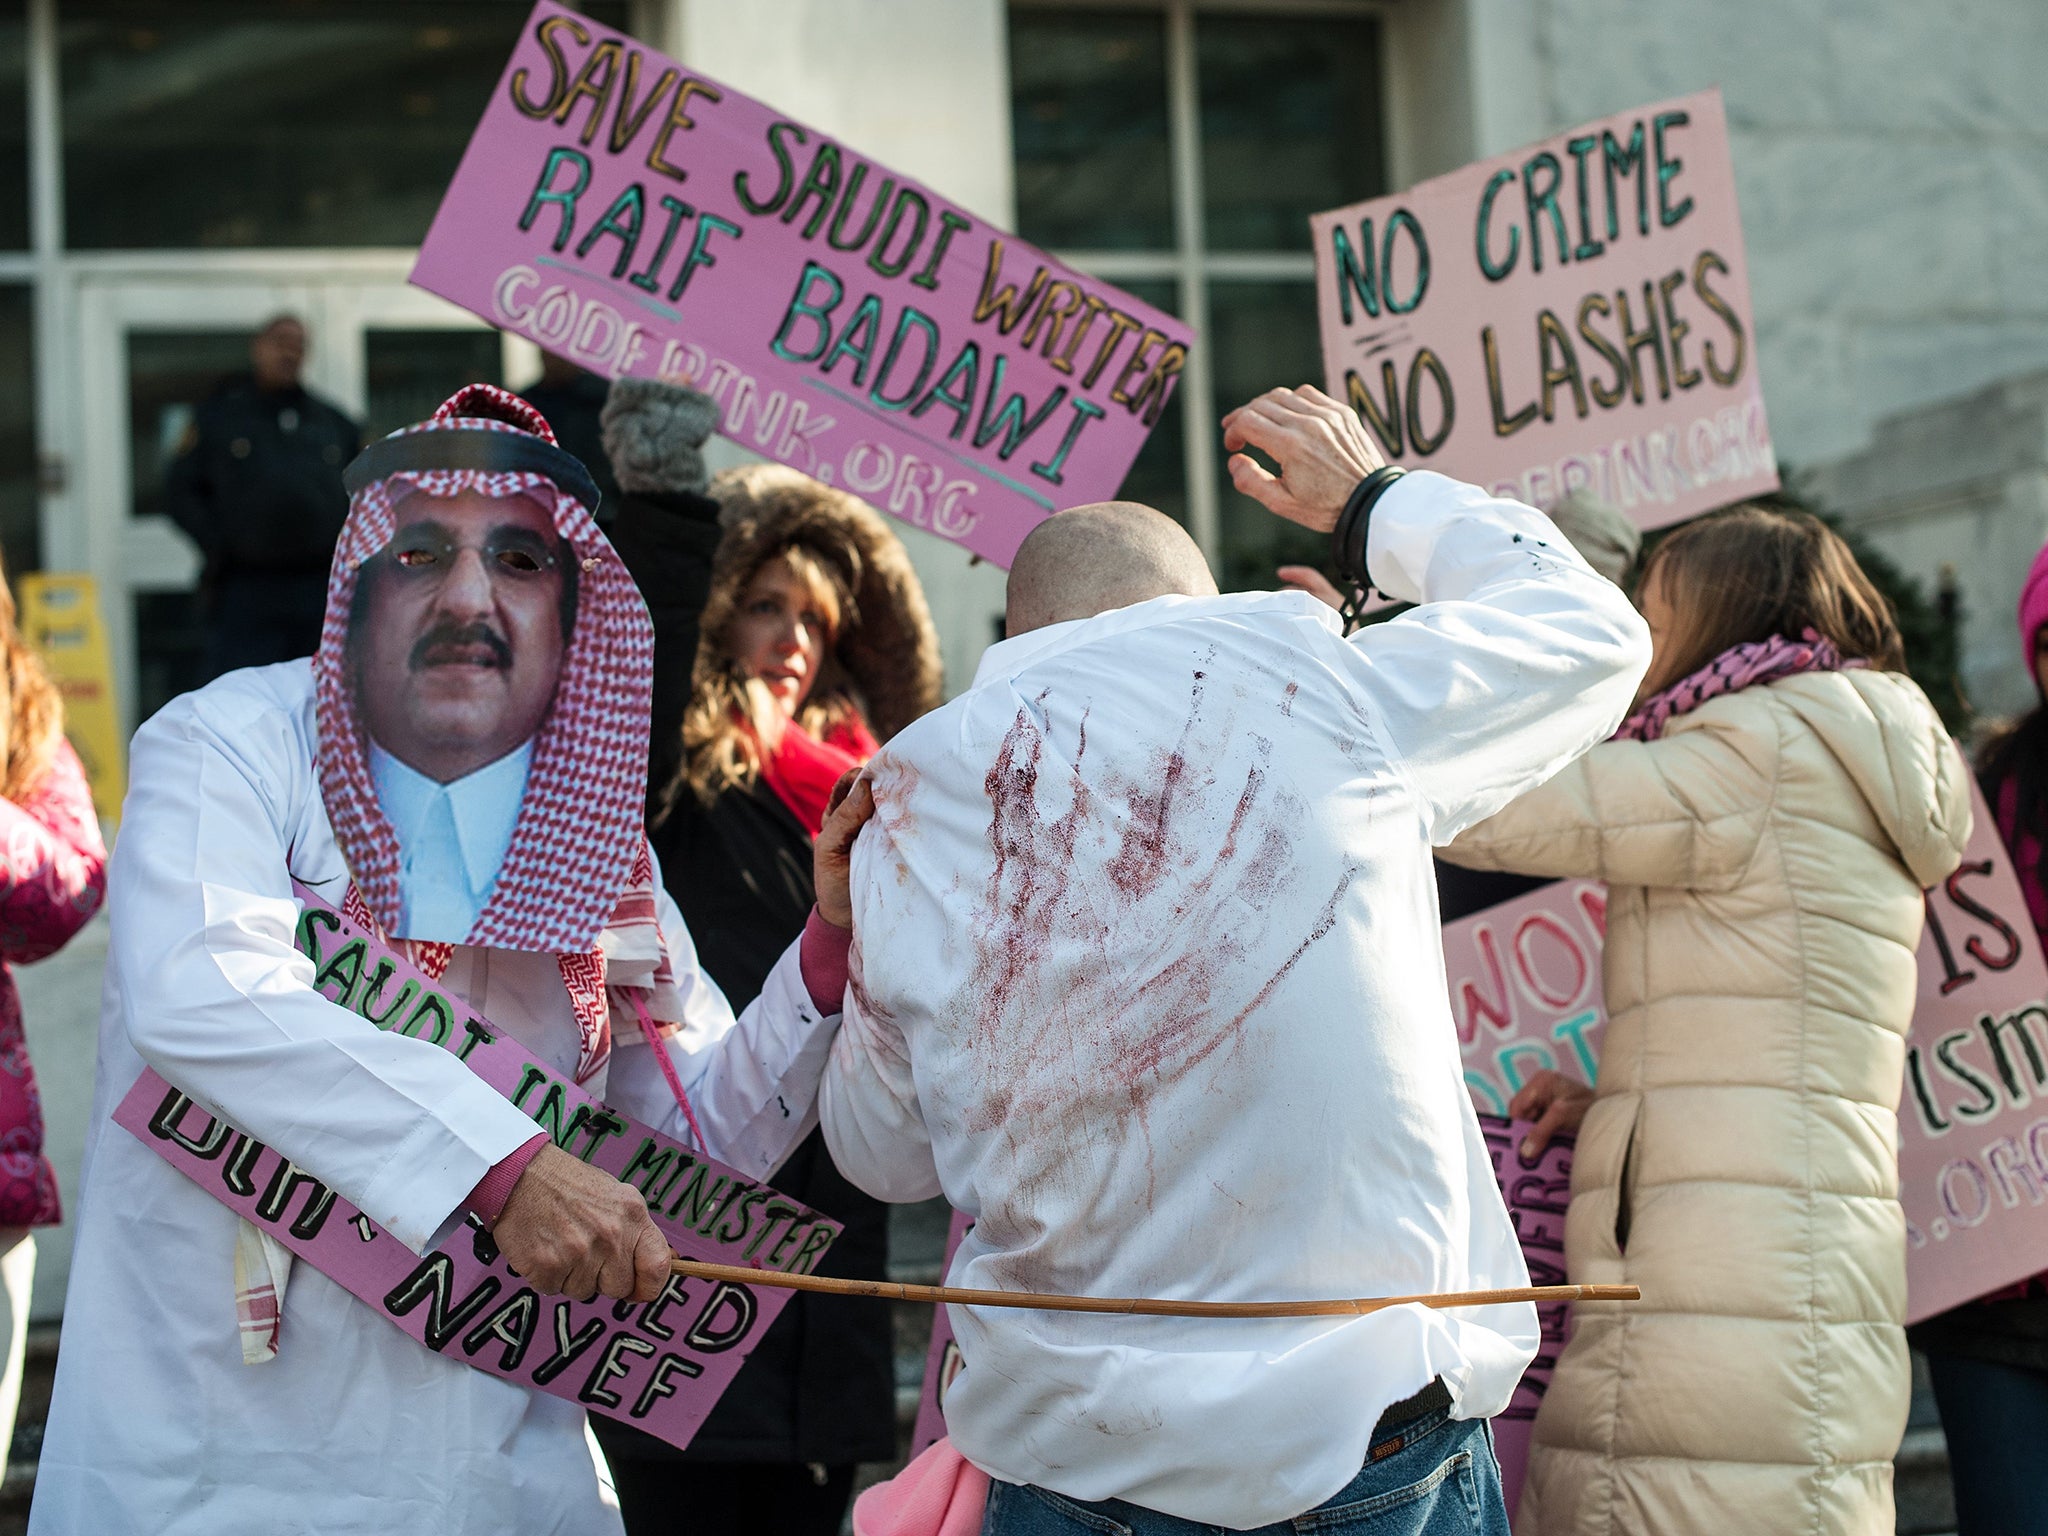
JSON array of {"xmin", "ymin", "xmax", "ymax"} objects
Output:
[{"xmin": 1330, "ymin": 465, "xmax": 1406, "ymax": 626}]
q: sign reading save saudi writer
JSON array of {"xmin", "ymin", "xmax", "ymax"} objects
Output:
[
  {"xmin": 1312, "ymin": 88, "xmax": 1776, "ymax": 527},
  {"xmin": 413, "ymin": 0, "xmax": 1192, "ymax": 567}
]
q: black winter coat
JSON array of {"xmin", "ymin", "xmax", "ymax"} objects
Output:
[
  {"xmin": 165, "ymin": 374, "xmax": 358, "ymax": 578},
  {"xmin": 601, "ymin": 487, "xmax": 898, "ymax": 1467}
]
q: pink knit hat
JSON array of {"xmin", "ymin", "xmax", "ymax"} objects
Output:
[{"xmin": 2020, "ymin": 540, "xmax": 2048, "ymax": 690}]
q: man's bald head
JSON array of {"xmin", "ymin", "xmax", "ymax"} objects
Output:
[{"xmin": 1006, "ymin": 501, "xmax": 1218, "ymax": 636}]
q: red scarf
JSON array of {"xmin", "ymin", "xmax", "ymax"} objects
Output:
[{"xmin": 761, "ymin": 715, "xmax": 879, "ymax": 835}]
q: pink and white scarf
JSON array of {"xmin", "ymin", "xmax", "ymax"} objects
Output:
[{"xmin": 1614, "ymin": 627, "xmax": 1861, "ymax": 743}]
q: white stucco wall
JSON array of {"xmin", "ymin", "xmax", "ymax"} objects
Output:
[{"xmin": 1447, "ymin": 0, "xmax": 2048, "ymax": 475}]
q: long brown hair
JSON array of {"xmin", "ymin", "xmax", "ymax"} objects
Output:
[
  {"xmin": 0, "ymin": 557, "xmax": 62, "ymax": 802},
  {"xmin": 1638, "ymin": 504, "xmax": 1905, "ymax": 697},
  {"xmin": 678, "ymin": 542, "xmax": 862, "ymax": 807}
]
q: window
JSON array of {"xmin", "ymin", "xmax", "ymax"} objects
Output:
[
  {"xmin": 1010, "ymin": 0, "xmax": 1386, "ymax": 591},
  {"xmin": 0, "ymin": 1, "xmax": 24, "ymax": 249},
  {"xmin": 0, "ymin": 285, "xmax": 33, "ymax": 576},
  {"xmin": 58, "ymin": 0, "xmax": 630, "ymax": 250}
]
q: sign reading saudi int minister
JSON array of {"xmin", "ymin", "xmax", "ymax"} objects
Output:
[
  {"xmin": 412, "ymin": 0, "xmax": 1192, "ymax": 568},
  {"xmin": 1312, "ymin": 88, "xmax": 1776, "ymax": 527}
]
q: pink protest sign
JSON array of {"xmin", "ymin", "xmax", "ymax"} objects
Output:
[
  {"xmin": 114, "ymin": 887, "xmax": 839, "ymax": 1450},
  {"xmin": 1312, "ymin": 89, "xmax": 1776, "ymax": 527},
  {"xmin": 1442, "ymin": 773, "xmax": 2048, "ymax": 1326},
  {"xmin": 411, "ymin": 1, "xmax": 1190, "ymax": 568},
  {"xmin": 1897, "ymin": 783, "xmax": 2048, "ymax": 1319},
  {"xmin": 1477, "ymin": 1115, "xmax": 1574, "ymax": 1520},
  {"xmin": 910, "ymin": 1207, "xmax": 975, "ymax": 1458},
  {"xmin": 1444, "ymin": 879, "xmax": 1611, "ymax": 1121}
]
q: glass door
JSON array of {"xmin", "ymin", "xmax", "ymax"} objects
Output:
[{"xmin": 74, "ymin": 272, "xmax": 512, "ymax": 731}]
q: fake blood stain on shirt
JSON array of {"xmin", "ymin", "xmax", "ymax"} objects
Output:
[{"xmin": 957, "ymin": 670, "xmax": 1353, "ymax": 1220}]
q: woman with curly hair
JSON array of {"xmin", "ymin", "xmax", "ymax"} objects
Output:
[{"xmin": 600, "ymin": 379, "xmax": 943, "ymax": 1536}]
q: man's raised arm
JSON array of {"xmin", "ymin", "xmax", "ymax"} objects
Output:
[{"xmin": 1223, "ymin": 385, "xmax": 1652, "ymax": 843}]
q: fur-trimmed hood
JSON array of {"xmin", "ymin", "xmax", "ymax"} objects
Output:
[{"xmin": 699, "ymin": 464, "xmax": 943, "ymax": 739}]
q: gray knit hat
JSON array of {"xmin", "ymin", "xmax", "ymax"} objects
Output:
[
  {"xmin": 1547, "ymin": 489, "xmax": 1642, "ymax": 587},
  {"xmin": 600, "ymin": 377, "xmax": 720, "ymax": 496}
]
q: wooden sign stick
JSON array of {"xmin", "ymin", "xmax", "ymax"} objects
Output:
[{"xmin": 668, "ymin": 1257, "xmax": 1637, "ymax": 1318}]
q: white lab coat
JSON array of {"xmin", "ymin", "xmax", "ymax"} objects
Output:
[
  {"xmin": 820, "ymin": 472, "xmax": 1652, "ymax": 1528},
  {"xmin": 32, "ymin": 663, "xmax": 839, "ymax": 1536}
]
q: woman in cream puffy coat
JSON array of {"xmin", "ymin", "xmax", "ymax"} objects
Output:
[{"xmin": 1443, "ymin": 505, "xmax": 1971, "ymax": 1536}]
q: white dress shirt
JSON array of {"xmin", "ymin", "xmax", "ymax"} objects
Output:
[
  {"xmin": 33, "ymin": 662, "xmax": 840, "ymax": 1536},
  {"xmin": 368, "ymin": 738, "xmax": 529, "ymax": 941},
  {"xmin": 820, "ymin": 472, "xmax": 1651, "ymax": 1528}
]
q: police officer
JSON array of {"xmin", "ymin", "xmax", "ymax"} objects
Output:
[{"xmin": 166, "ymin": 314, "xmax": 360, "ymax": 679}]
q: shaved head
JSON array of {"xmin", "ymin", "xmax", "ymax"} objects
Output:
[{"xmin": 1006, "ymin": 501, "xmax": 1218, "ymax": 636}]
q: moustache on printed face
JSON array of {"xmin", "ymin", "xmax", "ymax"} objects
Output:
[{"xmin": 411, "ymin": 621, "xmax": 512, "ymax": 672}]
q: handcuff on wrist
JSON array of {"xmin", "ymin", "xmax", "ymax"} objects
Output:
[{"xmin": 1330, "ymin": 465, "xmax": 1406, "ymax": 632}]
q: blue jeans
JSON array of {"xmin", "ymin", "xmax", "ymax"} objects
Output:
[
  {"xmin": 1926, "ymin": 1351, "xmax": 2048, "ymax": 1536},
  {"xmin": 978, "ymin": 1408, "xmax": 1510, "ymax": 1535}
]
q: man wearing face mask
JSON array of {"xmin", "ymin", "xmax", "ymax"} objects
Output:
[
  {"xmin": 349, "ymin": 481, "xmax": 578, "ymax": 941},
  {"xmin": 34, "ymin": 387, "xmax": 874, "ymax": 1536}
]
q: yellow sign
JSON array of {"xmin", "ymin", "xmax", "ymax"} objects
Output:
[{"xmin": 18, "ymin": 573, "xmax": 124, "ymax": 823}]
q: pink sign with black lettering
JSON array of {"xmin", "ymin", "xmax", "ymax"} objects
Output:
[
  {"xmin": 411, "ymin": 0, "xmax": 1191, "ymax": 567},
  {"xmin": 114, "ymin": 886, "xmax": 838, "ymax": 1449},
  {"xmin": 1477, "ymin": 1116, "xmax": 1574, "ymax": 1519},
  {"xmin": 1312, "ymin": 88, "xmax": 1776, "ymax": 527}
]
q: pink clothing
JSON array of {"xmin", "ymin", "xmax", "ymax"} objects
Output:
[
  {"xmin": 466, "ymin": 1132, "xmax": 547, "ymax": 1225},
  {"xmin": 2020, "ymin": 541, "xmax": 2048, "ymax": 664},
  {"xmin": 1614, "ymin": 627, "xmax": 1856, "ymax": 742},
  {"xmin": 2013, "ymin": 538, "xmax": 2048, "ymax": 938},
  {"xmin": 0, "ymin": 740, "xmax": 107, "ymax": 1226},
  {"xmin": 851, "ymin": 1438, "xmax": 990, "ymax": 1536},
  {"xmin": 799, "ymin": 906, "xmax": 852, "ymax": 1012}
]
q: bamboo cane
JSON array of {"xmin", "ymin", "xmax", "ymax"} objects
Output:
[{"xmin": 667, "ymin": 1257, "xmax": 1638, "ymax": 1318}]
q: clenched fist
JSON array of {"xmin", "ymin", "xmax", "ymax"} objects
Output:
[{"xmin": 491, "ymin": 1143, "xmax": 671, "ymax": 1303}]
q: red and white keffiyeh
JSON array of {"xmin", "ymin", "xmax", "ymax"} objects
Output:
[{"xmin": 315, "ymin": 383, "xmax": 649, "ymax": 956}]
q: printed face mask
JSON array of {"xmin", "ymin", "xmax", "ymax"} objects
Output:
[{"xmin": 316, "ymin": 384, "xmax": 653, "ymax": 952}]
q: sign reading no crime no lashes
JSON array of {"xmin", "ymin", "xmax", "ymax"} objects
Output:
[
  {"xmin": 1313, "ymin": 88, "xmax": 1777, "ymax": 527},
  {"xmin": 413, "ymin": 0, "xmax": 1192, "ymax": 567}
]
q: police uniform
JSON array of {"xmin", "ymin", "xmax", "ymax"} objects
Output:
[{"xmin": 166, "ymin": 373, "xmax": 360, "ymax": 677}]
